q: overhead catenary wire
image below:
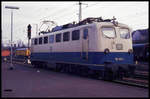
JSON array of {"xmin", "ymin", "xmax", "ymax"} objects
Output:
[
  {"xmin": 39, "ymin": 2, "xmax": 99, "ymax": 25},
  {"xmin": 2, "ymin": 2, "xmax": 148, "ymax": 45},
  {"xmin": 9, "ymin": 2, "xmax": 149, "ymax": 30},
  {"xmin": 39, "ymin": 3, "xmax": 77, "ymax": 21}
]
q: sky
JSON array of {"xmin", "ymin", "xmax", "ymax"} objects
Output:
[{"xmin": 1, "ymin": 1, "xmax": 149, "ymax": 46}]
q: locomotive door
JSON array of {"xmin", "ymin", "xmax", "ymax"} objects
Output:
[
  {"xmin": 82, "ymin": 28, "xmax": 89, "ymax": 60},
  {"xmin": 49, "ymin": 35, "xmax": 54, "ymax": 60}
]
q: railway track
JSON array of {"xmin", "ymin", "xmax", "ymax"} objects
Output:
[
  {"xmin": 114, "ymin": 64, "xmax": 149, "ymax": 88},
  {"xmin": 3, "ymin": 60, "xmax": 149, "ymax": 88},
  {"xmin": 135, "ymin": 62, "xmax": 149, "ymax": 72},
  {"xmin": 114, "ymin": 79, "xmax": 148, "ymax": 88},
  {"xmin": 133, "ymin": 70, "xmax": 149, "ymax": 80}
]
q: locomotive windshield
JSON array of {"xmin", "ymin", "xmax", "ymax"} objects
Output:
[
  {"xmin": 119, "ymin": 28, "xmax": 130, "ymax": 39},
  {"xmin": 102, "ymin": 27, "xmax": 116, "ymax": 39}
]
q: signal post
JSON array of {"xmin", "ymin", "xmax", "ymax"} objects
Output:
[{"xmin": 27, "ymin": 24, "xmax": 31, "ymax": 61}]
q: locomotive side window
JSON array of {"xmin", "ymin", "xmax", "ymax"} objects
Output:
[
  {"xmin": 56, "ymin": 33, "xmax": 61, "ymax": 42},
  {"xmin": 49, "ymin": 35, "xmax": 54, "ymax": 43},
  {"xmin": 102, "ymin": 27, "xmax": 116, "ymax": 38},
  {"xmin": 63, "ymin": 32, "xmax": 70, "ymax": 42},
  {"xmin": 83, "ymin": 28, "xmax": 88, "ymax": 39},
  {"xmin": 39, "ymin": 37, "xmax": 43, "ymax": 45},
  {"xmin": 44, "ymin": 36, "xmax": 48, "ymax": 44},
  {"xmin": 72, "ymin": 30, "xmax": 80, "ymax": 40},
  {"xmin": 34, "ymin": 38, "xmax": 38, "ymax": 45},
  {"xmin": 119, "ymin": 28, "xmax": 130, "ymax": 39}
]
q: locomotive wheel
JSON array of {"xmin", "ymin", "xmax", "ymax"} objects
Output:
[
  {"xmin": 88, "ymin": 69, "xmax": 95, "ymax": 78},
  {"xmin": 79, "ymin": 66, "xmax": 85, "ymax": 76},
  {"xmin": 37, "ymin": 63, "xmax": 40, "ymax": 68},
  {"xmin": 66, "ymin": 65, "xmax": 70, "ymax": 73},
  {"xmin": 89, "ymin": 70, "xmax": 101, "ymax": 79},
  {"xmin": 71, "ymin": 65, "xmax": 77, "ymax": 74},
  {"xmin": 76, "ymin": 65, "xmax": 80, "ymax": 75},
  {"xmin": 103, "ymin": 69, "xmax": 114, "ymax": 81},
  {"xmin": 43, "ymin": 63, "xmax": 48, "ymax": 69},
  {"xmin": 69, "ymin": 65, "xmax": 74, "ymax": 73},
  {"xmin": 33, "ymin": 62, "xmax": 38, "ymax": 68},
  {"xmin": 117, "ymin": 67, "xmax": 124, "ymax": 80},
  {"xmin": 67, "ymin": 64, "xmax": 72, "ymax": 74},
  {"xmin": 60, "ymin": 64, "xmax": 66, "ymax": 73},
  {"xmin": 94, "ymin": 70, "xmax": 101, "ymax": 79},
  {"xmin": 56, "ymin": 63, "xmax": 62, "ymax": 72},
  {"xmin": 82, "ymin": 67, "xmax": 89, "ymax": 77},
  {"xmin": 77, "ymin": 65, "xmax": 83, "ymax": 76}
]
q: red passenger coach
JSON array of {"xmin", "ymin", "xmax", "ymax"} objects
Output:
[
  {"xmin": 2, "ymin": 50, "xmax": 10, "ymax": 57},
  {"xmin": 2, "ymin": 50, "xmax": 10, "ymax": 61}
]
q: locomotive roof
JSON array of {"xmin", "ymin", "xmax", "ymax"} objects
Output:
[
  {"xmin": 32, "ymin": 22, "xmax": 96, "ymax": 39},
  {"xmin": 32, "ymin": 21, "xmax": 130, "ymax": 39}
]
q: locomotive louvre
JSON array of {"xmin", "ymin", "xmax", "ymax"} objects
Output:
[{"xmin": 30, "ymin": 17, "xmax": 136, "ymax": 80}]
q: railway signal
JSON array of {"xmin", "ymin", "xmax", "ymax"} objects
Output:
[{"xmin": 27, "ymin": 24, "xmax": 32, "ymax": 39}]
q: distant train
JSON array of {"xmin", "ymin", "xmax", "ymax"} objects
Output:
[
  {"xmin": 132, "ymin": 29, "xmax": 149, "ymax": 61},
  {"xmin": 1, "ymin": 47, "xmax": 31, "ymax": 63},
  {"xmin": 24, "ymin": 17, "xmax": 138, "ymax": 80},
  {"xmin": 14, "ymin": 48, "xmax": 30, "ymax": 58},
  {"xmin": 14, "ymin": 48, "xmax": 31, "ymax": 63}
]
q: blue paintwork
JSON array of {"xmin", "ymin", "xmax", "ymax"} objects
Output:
[{"xmin": 30, "ymin": 52, "xmax": 134, "ymax": 65}]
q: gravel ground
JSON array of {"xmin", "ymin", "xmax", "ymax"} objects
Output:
[{"xmin": 1, "ymin": 62, "xmax": 149, "ymax": 98}]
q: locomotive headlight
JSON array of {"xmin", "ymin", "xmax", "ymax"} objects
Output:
[
  {"xmin": 128, "ymin": 49, "xmax": 133, "ymax": 54},
  {"xmin": 104, "ymin": 48, "xmax": 110, "ymax": 54}
]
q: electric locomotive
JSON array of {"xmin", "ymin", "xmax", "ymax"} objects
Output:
[{"xmin": 30, "ymin": 17, "xmax": 136, "ymax": 80}]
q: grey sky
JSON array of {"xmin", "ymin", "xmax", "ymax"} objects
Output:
[{"xmin": 2, "ymin": 1, "xmax": 149, "ymax": 45}]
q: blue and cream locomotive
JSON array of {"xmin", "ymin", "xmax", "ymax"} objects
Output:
[{"xmin": 30, "ymin": 17, "xmax": 135, "ymax": 80}]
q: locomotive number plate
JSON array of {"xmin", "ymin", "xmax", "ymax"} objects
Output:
[{"xmin": 116, "ymin": 44, "xmax": 123, "ymax": 50}]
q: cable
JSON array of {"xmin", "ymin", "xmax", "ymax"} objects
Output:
[{"xmin": 39, "ymin": 3, "xmax": 76, "ymax": 21}]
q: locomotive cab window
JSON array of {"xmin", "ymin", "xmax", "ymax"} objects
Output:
[
  {"xmin": 39, "ymin": 37, "xmax": 43, "ymax": 44},
  {"xmin": 49, "ymin": 35, "xmax": 54, "ymax": 43},
  {"xmin": 44, "ymin": 36, "xmax": 48, "ymax": 44},
  {"xmin": 56, "ymin": 33, "xmax": 61, "ymax": 42},
  {"xmin": 119, "ymin": 28, "xmax": 130, "ymax": 39},
  {"xmin": 72, "ymin": 30, "xmax": 80, "ymax": 40},
  {"xmin": 102, "ymin": 27, "xmax": 116, "ymax": 38},
  {"xmin": 63, "ymin": 32, "xmax": 70, "ymax": 42},
  {"xmin": 34, "ymin": 38, "xmax": 38, "ymax": 45}
]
